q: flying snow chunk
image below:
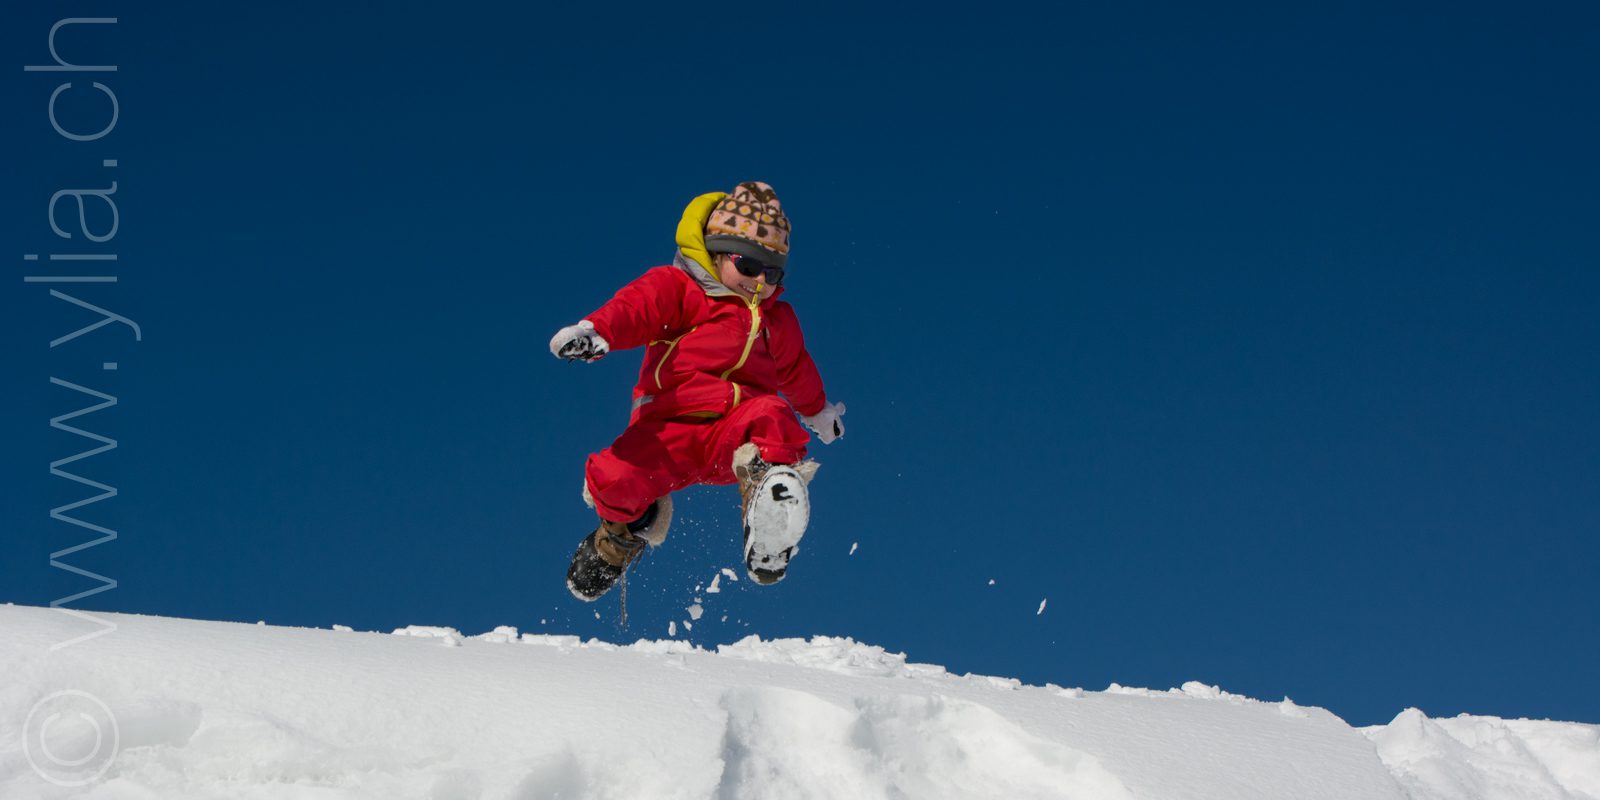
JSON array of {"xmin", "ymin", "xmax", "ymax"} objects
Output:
[
  {"xmin": 707, "ymin": 574, "xmax": 722, "ymax": 594},
  {"xmin": 1037, "ymin": 598, "xmax": 1048, "ymax": 615},
  {"xmin": 687, "ymin": 603, "xmax": 704, "ymax": 621},
  {"xmin": 988, "ymin": 579, "xmax": 996, "ymax": 586},
  {"xmin": 720, "ymin": 568, "xmax": 739, "ymax": 582},
  {"xmin": 850, "ymin": 542, "xmax": 858, "ymax": 555},
  {"xmin": 668, "ymin": 621, "xmax": 677, "ymax": 637}
]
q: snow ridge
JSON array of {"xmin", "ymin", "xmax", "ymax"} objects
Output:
[{"xmin": 1, "ymin": 606, "xmax": 1594, "ymax": 799}]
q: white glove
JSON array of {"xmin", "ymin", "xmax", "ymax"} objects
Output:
[
  {"xmin": 549, "ymin": 320, "xmax": 610, "ymax": 362},
  {"xmin": 801, "ymin": 401, "xmax": 846, "ymax": 444}
]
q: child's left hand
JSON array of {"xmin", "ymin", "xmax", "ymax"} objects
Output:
[{"xmin": 801, "ymin": 402, "xmax": 846, "ymax": 444}]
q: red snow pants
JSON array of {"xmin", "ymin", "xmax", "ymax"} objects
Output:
[{"xmin": 585, "ymin": 394, "xmax": 810, "ymax": 524}]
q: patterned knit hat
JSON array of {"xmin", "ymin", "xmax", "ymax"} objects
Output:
[{"xmin": 705, "ymin": 181, "xmax": 791, "ymax": 267}]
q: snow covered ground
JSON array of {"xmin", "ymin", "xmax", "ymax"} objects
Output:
[
  {"xmin": 1, "ymin": 605, "xmax": 1594, "ymax": 799},
  {"xmin": 1363, "ymin": 710, "xmax": 1600, "ymax": 800}
]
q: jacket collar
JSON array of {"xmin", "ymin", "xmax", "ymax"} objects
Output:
[{"xmin": 674, "ymin": 248, "xmax": 737, "ymax": 298}]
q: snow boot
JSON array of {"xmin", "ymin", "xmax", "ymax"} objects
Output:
[
  {"xmin": 732, "ymin": 443, "xmax": 815, "ymax": 585},
  {"xmin": 566, "ymin": 495, "xmax": 672, "ymax": 602}
]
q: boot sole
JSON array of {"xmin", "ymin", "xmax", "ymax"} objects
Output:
[
  {"xmin": 566, "ymin": 532, "xmax": 623, "ymax": 602},
  {"xmin": 743, "ymin": 466, "xmax": 808, "ymax": 584}
]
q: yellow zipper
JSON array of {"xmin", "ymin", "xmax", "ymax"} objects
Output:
[
  {"xmin": 719, "ymin": 285, "xmax": 763, "ymax": 383},
  {"xmin": 651, "ymin": 326, "xmax": 696, "ymax": 389}
]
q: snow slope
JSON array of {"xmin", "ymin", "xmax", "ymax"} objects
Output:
[
  {"xmin": 1364, "ymin": 710, "xmax": 1600, "ymax": 800},
  {"xmin": 0, "ymin": 605, "xmax": 1591, "ymax": 799}
]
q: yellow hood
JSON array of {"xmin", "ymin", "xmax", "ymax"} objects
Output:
[{"xmin": 675, "ymin": 191, "xmax": 727, "ymax": 275}]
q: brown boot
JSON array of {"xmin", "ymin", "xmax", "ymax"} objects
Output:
[
  {"xmin": 595, "ymin": 519, "xmax": 647, "ymax": 568},
  {"xmin": 733, "ymin": 443, "xmax": 772, "ymax": 521},
  {"xmin": 566, "ymin": 497, "xmax": 670, "ymax": 602}
]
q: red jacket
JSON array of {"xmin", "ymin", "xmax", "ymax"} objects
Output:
[{"xmin": 585, "ymin": 253, "xmax": 828, "ymax": 425}]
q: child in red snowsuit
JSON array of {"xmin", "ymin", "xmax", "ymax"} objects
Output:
[{"xmin": 550, "ymin": 182, "xmax": 845, "ymax": 601}]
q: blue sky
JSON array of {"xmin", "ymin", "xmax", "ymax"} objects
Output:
[{"xmin": 3, "ymin": 2, "xmax": 1596, "ymax": 727}]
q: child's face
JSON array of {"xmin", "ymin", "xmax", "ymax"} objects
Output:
[{"xmin": 716, "ymin": 253, "xmax": 779, "ymax": 303}]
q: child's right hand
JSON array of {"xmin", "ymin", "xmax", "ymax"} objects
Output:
[{"xmin": 549, "ymin": 320, "xmax": 610, "ymax": 363}]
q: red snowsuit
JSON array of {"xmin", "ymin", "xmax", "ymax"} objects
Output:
[{"xmin": 581, "ymin": 204, "xmax": 828, "ymax": 524}]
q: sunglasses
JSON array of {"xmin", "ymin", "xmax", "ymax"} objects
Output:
[{"xmin": 727, "ymin": 253, "xmax": 785, "ymax": 286}]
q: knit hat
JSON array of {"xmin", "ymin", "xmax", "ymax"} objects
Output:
[{"xmin": 704, "ymin": 181, "xmax": 791, "ymax": 267}]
